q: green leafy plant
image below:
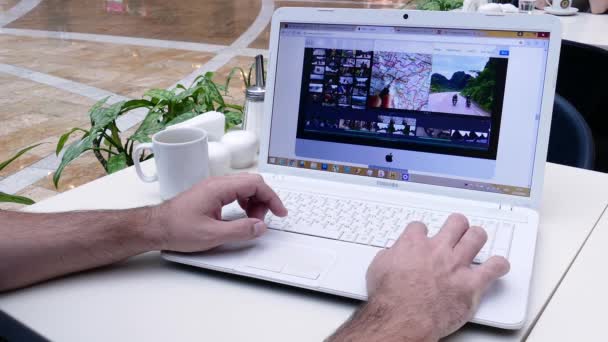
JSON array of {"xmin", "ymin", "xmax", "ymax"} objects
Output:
[
  {"xmin": 461, "ymin": 59, "xmax": 499, "ymax": 112},
  {"xmin": 224, "ymin": 63, "xmax": 255, "ymax": 90},
  {"xmin": 416, "ymin": 0, "xmax": 464, "ymax": 11},
  {"xmin": 0, "ymin": 144, "xmax": 41, "ymax": 205},
  {"xmin": 54, "ymin": 71, "xmax": 247, "ymax": 187}
]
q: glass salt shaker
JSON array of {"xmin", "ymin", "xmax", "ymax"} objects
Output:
[{"xmin": 243, "ymin": 54, "xmax": 265, "ymax": 140}]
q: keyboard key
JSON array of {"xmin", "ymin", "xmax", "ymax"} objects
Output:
[
  {"xmin": 494, "ymin": 248, "xmax": 509, "ymax": 258},
  {"xmin": 493, "ymin": 223, "xmax": 514, "ymax": 258},
  {"xmin": 267, "ymin": 218, "xmax": 285, "ymax": 230},
  {"xmin": 370, "ymin": 236, "xmax": 389, "ymax": 247},
  {"xmin": 473, "ymin": 251, "xmax": 489, "ymax": 264},
  {"xmin": 479, "ymin": 226, "xmax": 496, "ymax": 253},
  {"xmin": 427, "ymin": 225, "xmax": 441, "ymax": 237},
  {"xmin": 355, "ymin": 234, "xmax": 373, "ymax": 245},
  {"xmin": 387, "ymin": 227, "xmax": 405, "ymax": 240},
  {"xmin": 340, "ymin": 231, "xmax": 357, "ymax": 242},
  {"xmin": 293, "ymin": 223, "xmax": 343, "ymax": 239}
]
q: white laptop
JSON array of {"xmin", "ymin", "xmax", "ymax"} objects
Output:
[{"xmin": 163, "ymin": 8, "xmax": 561, "ymax": 329}]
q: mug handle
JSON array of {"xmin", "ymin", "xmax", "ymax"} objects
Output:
[
  {"xmin": 133, "ymin": 143, "xmax": 158, "ymax": 182},
  {"xmin": 545, "ymin": 0, "xmax": 552, "ymax": 6}
]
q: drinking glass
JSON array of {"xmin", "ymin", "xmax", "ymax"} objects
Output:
[{"xmin": 519, "ymin": 0, "xmax": 536, "ymax": 13}]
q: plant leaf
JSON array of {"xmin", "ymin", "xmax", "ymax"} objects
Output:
[
  {"xmin": 166, "ymin": 111, "xmax": 200, "ymax": 127},
  {"xmin": 102, "ymin": 136, "xmax": 113, "ymax": 148},
  {"xmin": 170, "ymin": 101, "xmax": 196, "ymax": 118},
  {"xmin": 246, "ymin": 62, "xmax": 254, "ymax": 87},
  {"xmin": 416, "ymin": 0, "xmax": 462, "ymax": 10},
  {"xmin": 0, "ymin": 143, "xmax": 43, "ymax": 172},
  {"xmin": 109, "ymin": 122, "xmax": 124, "ymax": 152},
  {"xmin": 174, "ymin": 86, "xmax": 197, "ymax": 102},
  {"xmin": 190, "ymin": 74, "xmax": 206, "ymax": 87},
  {"xmin": 87, "ymin": 97, "xmax": 111, "ymax": 126},
  {"xmin": 224, "ymin": 111, "xmax": 243, "ymax": 131},
  {"xmin": 120, "ymin": 99, "xmax": 154, "ymax": 113},
  {"xmin": 106, "ymin": 153, "xmax": 128, "ymax": 174},
  {"xmin": 223, "ymin": 103, "xmax": 244, "ymax": 111},
  {"xmin": 215, "ymin": 83, "xmax": 227, "ymax": 93},
  {"xmin": 91, "ymin": 101, "xmax": 124, "ymax": 131},
  {"xmin": 194, "ymin": 102, "xmax": 210, "ymax": 114},
  {"xmin": 224, "ymin": 67, "xmax": 247, "ymax": 94},
  {"xmin": 129, "ymin": 111, "xmax": 165, "ymax": 143},
  {"xmin": 144, "ymin": 89, "xmax": 175, "ymax": 102},
  {"xmin": 56, "ymin": 128, "xmax": 89, "ymax": 156},
  {"xmin": 0, "ymin": 191, "xmax": 35, "ymax": 205},
  {"xmin": 53, "ymin": 134, "xmax": 95, "ymax": 188},
  {"xmin": 208, "ymin": 82, "xmax": 226, "ymax": 107}
]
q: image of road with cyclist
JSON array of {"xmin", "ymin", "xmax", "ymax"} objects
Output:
[
  {"xmin": 427, "ymin": 55, "xmax": 506, "ymax": 117},
  {"xmin": 428, "ymin": 91, "xmax": 487, "ymax": 116}
]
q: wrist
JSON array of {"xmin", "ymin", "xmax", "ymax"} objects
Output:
[
  {"xmin": 363, "ymin": 294, "xmax": 439, "ymax": 342},
  {"xmin": 133, "ymin": 204, "xmax": 169, "ymax": 251}
]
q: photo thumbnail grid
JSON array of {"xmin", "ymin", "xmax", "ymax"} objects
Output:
[{"xmin": 308, "ymin": 48, "xmax": 373, "ymax": 109}]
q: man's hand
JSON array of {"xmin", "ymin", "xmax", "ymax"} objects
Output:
[
  {"xmin": 329, "ymin": 214, "xmax": 510, "ymax": 342},
  {"xmin": 152, "ymin": 173, "xmax": 288, "ymax": 252}
]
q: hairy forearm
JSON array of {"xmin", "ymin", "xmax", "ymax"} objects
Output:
[
  {"xmin": 327, "ymin": 296, "xmax": 438, "ymax": 342},
  {"xmin": 0, "ymin": 207, "xmax": 163, "ymax": 292}
]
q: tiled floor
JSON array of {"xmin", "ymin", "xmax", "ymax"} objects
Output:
[
  {"xmin": 0, "ymin": 0, "xmax": 20, "ymax": 11},
  {"xmin": 0, "ymin": 74, "xmax": 96, "ymax": 173},
  {"xmin": 0, "ymin": 35, "xmax": 215, "ymax": 98},
  {"xmin": 7, "ymin": 0, "xmax": 263, "ymax": 45},
  {"xmin": 0, "ymin": 0, "xmax": 414, "ymax": 210}
]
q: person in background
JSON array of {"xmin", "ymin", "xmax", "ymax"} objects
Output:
[{"xmin": 0, "ymin": 174, "xmax": 509, "ymax": 341}]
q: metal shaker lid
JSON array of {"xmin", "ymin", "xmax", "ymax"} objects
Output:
[
  {"xmin": 246, "ymin": 54, "xmax": 265, "ymax": 101},
  {"xmin": 246, "ymin": 86, "xmax": 265, "ymax": 101}
]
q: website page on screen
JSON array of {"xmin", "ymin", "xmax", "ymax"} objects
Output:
[{"xmin": 268, "ymin": 23, "xmax": 550, "ymax": 197}]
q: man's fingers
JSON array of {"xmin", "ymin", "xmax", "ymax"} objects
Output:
[
  {"xmin": 391, "ymin": 221, "xmax": 427, "ymax": 250},
  {"xmin": 433, "ymin": 213, "xmax": 469, "ymax": 248},
  {"xmin": 237, "ymin": 197, "xmax": 249, "ymax": 211},
  {"xmin": 402, "ymin": 221, "xmax": 428, "ymax": 240},
  {"xmin": 208, "ymin": 174, "xmax": 288, "ymax": 217},
  {"xmin": 245, "ymin": 201, "xmax": 270, "ymax": 220},
  {"xmin": 472, "ymin": 256, "xmax": 510, "ymax": 291},
  {"xmin": 453, "ymin": 226, "xmax": 487, "ymax": 265},
  {"xmin": 212, "ymin": 218, "xmax": 268, "ymax": 244}
]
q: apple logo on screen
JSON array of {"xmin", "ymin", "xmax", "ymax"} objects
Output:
[{"xmin": 385, "ymin": 153, "xmax": 393, "ymax": 163}]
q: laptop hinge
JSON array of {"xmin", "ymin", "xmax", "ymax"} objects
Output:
[{"xmin": 499, "ymin": 203, "xmax": 514, "ymax": 211}]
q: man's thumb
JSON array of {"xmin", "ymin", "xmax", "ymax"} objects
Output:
[{"xmin": 216, "ymin": 218, "xmax": 268, "ymax": 243}]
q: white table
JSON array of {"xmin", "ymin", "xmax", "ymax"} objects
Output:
[
  {"xmin": 526, "ymin": 202, "xmax": 608, "ymax": 340},
  {"xmin": 558, "ymin": 12, "xmax": 608, "ymax": 49},
  {"xmin": 1, "ymin": 162, "xmax": 608, "ymax": 341}
]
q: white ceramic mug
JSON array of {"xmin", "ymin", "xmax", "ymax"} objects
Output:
[
  {"xmin": 133, "ymin": 127, "xmax": 209, "ymax": 200},
  {"xmin": 546, "ymin": 0, "xmax": 572, "ymax": 10}
]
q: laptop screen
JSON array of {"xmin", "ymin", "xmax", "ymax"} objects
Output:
[{"xmin": 267, "ymin": 23, "xmax": 551, "ymax": 197}]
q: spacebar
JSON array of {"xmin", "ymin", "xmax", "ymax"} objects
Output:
[{"xmin": 286, "ymin": 223, "xmax": 342, "ymax": 239}]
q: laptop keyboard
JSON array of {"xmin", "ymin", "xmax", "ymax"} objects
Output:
[{"xmin": 223, "ymin": 188, "xmax": 515, "ymax": 264}]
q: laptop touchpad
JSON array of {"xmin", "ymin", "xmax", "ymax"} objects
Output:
[{"xmin": 241, "ymin": 242, "xmax": 336, "ymax": 281}]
